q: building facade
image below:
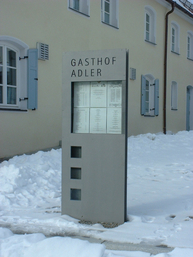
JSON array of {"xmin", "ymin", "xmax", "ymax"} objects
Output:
[{"xmin": 0, "ymin": 0, "xmax": 193, "ymax": 159}]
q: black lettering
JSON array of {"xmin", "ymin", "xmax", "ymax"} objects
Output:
[
  {"xmin": 97, "ymin": 69, "xmax": 102, "ymax": 76},
  {"xmin": 85, "ymin": 58, "xmax": 89, "ymax": 66},
  {"xmin": 71, "ymin": 70, "xmax": 76, "ymax": 77},
  {"xmin": 85, "ymin": 69, "xmax": 88, "ymax": 77},
  {"xmin": 91, "ymin": 58, "xmax": 95, "ymax": 65},
  {"xmin": 112, "ymin": 57, "xmax": 116, "ymax": 64},
  {"xmin": 104, "ymin": 57, "xmax": 110, "ymax": 65},
  {"xmin": 91, "ymin": 69, "xmax": 94, "ymax": 76},
  {"xmin": 78, "ymin": 70, "xmax": 83, "ymax": 77},
  {"xmin": 97, "ymin": 58, "xmax": 102, "ymax": 65},
  {"xmin": 78, "ymin": 59, "xmax": 83, "ymax": 66},
  {"xmin": 71, "ymin": 59, "xmax": 76, "ymax": 66}
]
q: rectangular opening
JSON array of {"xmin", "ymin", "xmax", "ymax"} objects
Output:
[
  {"xmin": 71, "ymin": 188, "xmax": 81, "ymax": 200},
  {"xmin": 71, "ymin": 167, "xmax": 81, "ymax": 179},
  {"xmin": 71, "ymin": 146, "xmax": 82, "ymax": 158}
]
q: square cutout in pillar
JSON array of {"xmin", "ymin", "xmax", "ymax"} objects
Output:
[
  {"xmin": 71, "ymin": 189, "xmax": 81, "ymax": 200},
  {"xmin": 71, "ymin": 146, "xmax": 82, "ymax": 158},
  {"xmin": 71, "ymin": 168, "xmax": 81, "ymax": 179}
]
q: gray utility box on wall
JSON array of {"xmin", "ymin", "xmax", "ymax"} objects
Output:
[{"xmin": 62, "ymin": 49, "xmax": 129, "ymax": 224}]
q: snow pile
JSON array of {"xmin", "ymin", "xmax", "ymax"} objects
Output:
[
  {"xmin": 0, "ymin": 131, "xmax": 193, "ymax": 257},
  {"xmin": 0, "ymin": 149, "xmax": 61, "ymax": 213},
  {"xmin": 0, "ymin": 228, "xmax": 105, "ymax": 257}
]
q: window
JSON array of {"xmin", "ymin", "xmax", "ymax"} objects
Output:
[
  {"xmin": 171, "ymin": 81, "xmax": 178, "ymax": 110},
  {"xmin": 69, "ymin": 0, "xmax": 90, "ymax": 16},
  {"xmin": 101, "ymin": 0, "xmax": 119, "ymax": 28},
  {"xmin": 144, "ymin": 6, "xmax": 156, "ymax": 44},
  {"xmin": 187, "ymin": 31, "xmax": 193, "ymax": 60},
  {"xmin": 141, "ymin": 74, "xmax": 159, "ymax": 116},
  {"xmin": 171, "ymin": 22, "xmax": 180, "ymax": 54},
  {"xmin": 0, "ymin": 46, "xmax": 17, "ymax": 105},
  {"xmin": 0, "ymin": 36, "xmax": 38, "ymax": 111}
]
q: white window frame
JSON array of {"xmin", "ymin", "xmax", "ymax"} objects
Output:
[
  {"xmin": 0, "ymin": 45, "xmax": 18, "ymax": 106},
  {"xmin": 68, "ymin": 0, "xmax": 90, "ymax": 17},
  {"xmin": 171, "ymin": 21, "xmax": 180, "ymax": 54},
  {"xmin": 101, "ymin": 0, "xmax": 119, "ymax": 29},
  {"xmin": 144, "ymin": 6, "xmax": 156, "ymax": 44},
  {"xmin": 187, "ymin": 31, "xmax": 193, "ymax": 60},
  {"xmin": 0, "ymin": 36, "xmax": 28, "ymax": 110},
  {"xmin": 171, "ymin": 81, "xmax": 178, "ymax": 110}
]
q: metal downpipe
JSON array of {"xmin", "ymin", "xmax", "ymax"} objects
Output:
[{"xmin": 163, "ymin": 1, "xmax": 175, "ymax": 134}]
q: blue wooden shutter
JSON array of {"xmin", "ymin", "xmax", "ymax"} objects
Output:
[
  {"xmin": 186, "ymin": 86, "xmax": 192, "ymax": 131},
  {"xmin": 141, "ymin": 75, "xmax": 146, "ymax": 115},
  {"xmin": 27, "ymin": 49, "xmax": 38, "ymax": 110},
  {"xmin": 154, "ymin": 79, "xmax": 159, "ymax": 116}
]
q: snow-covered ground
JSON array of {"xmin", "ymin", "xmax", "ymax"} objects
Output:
[{"xmin": 0, "ymin": 131, "xmax": 193, "ymax": 257}]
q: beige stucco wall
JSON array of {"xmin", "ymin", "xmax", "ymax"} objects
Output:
[{"xmin": 0, "ymin": 0, "xmax": 192, "ymax": 158}]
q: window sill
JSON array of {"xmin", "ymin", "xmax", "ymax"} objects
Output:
[
  {"xmin": 187, "ymin": 57, "xmax": 193, "ymax": 61},
  {"xmin": 142, "ymin": 114, "xmax": 157, "ymax": 117},
  {"xmin": 68, "ymin": 7, "xmax": 90, "ymax": 17},
  {"xmin": 171, "ymin": 50, "xmax": 180, "ymax": 55},
  {"xmin": 0, "ymin": 108, "xmax": 27, "ymax": 112},
  {"xmin": 171, "ymin": 108, "xmax": 178, "ymax": 111},
  {"xmin": 145, "ymin": 39, "xmax": 157, "ymax": 45},
  {"xmin": 101, "ymin": 21, "xmax": 119, "ymax": 29}
]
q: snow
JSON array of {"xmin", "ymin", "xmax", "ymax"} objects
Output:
[
  {"xmin": 176, "ymin": 0, "xmax": 193, "ymax": 13},
  {"xmin": 0, "ymin": 131, "xmax": 193, "ymax": 257}
]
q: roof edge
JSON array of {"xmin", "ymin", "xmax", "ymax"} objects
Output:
[{"xmin": 165, "ymin": 0, "xmax": 193, "ymax": 18}]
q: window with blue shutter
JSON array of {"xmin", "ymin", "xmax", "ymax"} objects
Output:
[
  {"xmin": 141, "ymin": 75, "xmax": 146, "ymax": 115},
  {"xmin": 154, "ymin": 79, "xmax": 159, "ymax": 115},
  {"xmin": 141, "ymin": 75, "xmax": 159, "ymax": 116},
  {"xmin": 27, "ymin": 49, "xmax": 38, "ymax": 110}
]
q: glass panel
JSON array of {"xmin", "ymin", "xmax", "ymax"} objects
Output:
[
  {"xmin": 145, "ymin": 80, "xmax": 149, "ymax": 112},
  {"xmin": 172, "ymin": 28, "xmax": 175, "ymax": 37},
  {"xmin": 146, "ymin": 14, "xmax": 150, "ymax": 40},
  {"xmin": 104, "ymin": 13, "xmax": 110, "ymax": 23},
  {"xmin": 0, "ymin": 86, "xmax": 2, "ymax": 103},
  {"xmin": 146, "ymin": 91, "xmax": 149, "ymax": 101},
  {"xmin": 7, "ymin": 48, "xmax": 16, "ymax": 67},
  {"xmin": 146, "ymin": 80, "xmax": 149, "ymax": 89},
  {"xmin": 145, "ymin": 102, "xmax": 149, "ymax": 113},
  {"xmin": 7, "ymin": 67, "xmax": 16, "ymax": 86},
  {"xmin": 71, "ymin": 168, "xmax": 81, "ymax": 179},
  {"xmin": 146, "ymin": 32, "xmax": 149, "ymax": 41},
  {"xmin": 105, "ymin": 1, "xmax": 110, "ymax": 12},
  {"xmin": 0, "ymin": 46, "xmax": 2, "ymax": 65},
  {"xmin": 7, "ymin": 87, "xmax": 16, "ymax": 104},
  {"xmin": 172, "ymin": 28, "xmax": 175, "ymax": 50},
  {"xmin": 0, "ymin": 66, "xmax": 2, "ymax": 84},
  {"xmin": 71, "ymin": 189, "xmax": 81, "ymax": 200},
  {"xmin": 73, "ymin": 0, "xmax": 79, "ymax": 10},
  {"xmin": 187, "ymin": 36, "xmax": 190, "ymax": 58},
  {"xmin": 71, "ymin": 146, "xmax": 82, "ymax": 158},
  {"xmin": 146, "ymin": 13, "xmax": 149, "ymax": 23},
  {"xmin": 146, "ymin": 23, "xmax": 149, "ymax": 32}
]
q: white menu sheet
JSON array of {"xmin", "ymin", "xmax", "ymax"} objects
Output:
[
  {"xmin": 90, "ymin": 82, "xmax": 106, "ymax": 107},
  {"xmin": 74, "ymin": 82, "xmax": 90, "ymax": 107},
  {"xmin": 107, "ymin": 82, "xmax": 122, "ymax": 108},
  {"xmin": 73, "ymin": 107, "xmax": 89, "ymax": 133},
  {"xmin": 107, "ymin": 108, "xmax": 122, "ymax": 134},
  {"xmin": 90, "ymin": 108, "xmax": 106, "ymax": 133}
]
